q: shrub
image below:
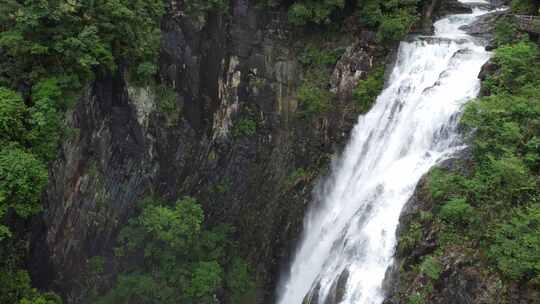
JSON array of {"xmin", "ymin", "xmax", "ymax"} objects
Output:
[
  {"xmin": 358, "ymin": 0, "xmax": 419, "ymax": 43},
  {"xmin": 0, "ymin": 146, "xmax": 47, "ymax": 240},
  {"xmin": 299, "ymin": 46, "xmax": 345, "ymax": 67},
  {"xmin": 420, "ymin": 256, "xmax": 442, "ymax": 280},
  {"xmin": 493, "ymin": 18, "xmax": 524, "ymax": 46},
  {"xmin": 27, "ymin": 79, "xmax": 64, "ymax": 161},
  {"xmin": 407, "ymin": 292, "xmax": 425, "ymax": 304},
  {"xmin": 186, "ymin": 261, "xmax": 223, "ymax": 301},
  {"xmin": 0, "ymin": 88, "xmax": 26, "ymax": 144},
  {"xmin": 185, "ymin": 0, "xmax": 228, "ymax": 17},
  {"xmin": 0, "ymin": 269, "xmax": 61, "ymax": 304},
  {"xmin": 227, "ymin": 257, "xmax": 256, "ymax": 303},
  {"xmin": 376, "ymin": 8, "xmax": 417, "ymax": 43},
  {"xmin": 398, "ymin": 222, "xmax": 423, "ymax": 254},
  {"xmin": 359, "ymin": 0, "xmax": 383, "ymax": 27},
  {"xmin": 438, "ymin": 198, "xmax": 475, "ymax": 226},
  {"xmin": 286, "ymin": 168, "xmax": 309, "ymax": 186},
  {"xmin": 488, "ymin": 204, "xmax": 540, "ymax": 283},
  {"xmin": 154, "ymin": 84, "xmax": 181, "ymax": 126},
  {"xmin": 288, "ymin": 3, "xmax": 312, "ymax": 25},
  {"xmin": 427, "ymin": 168, "xmax": 466, "ymax": 202},
  {"xmin": 233, "ymin": 117, "xmax": 257, "ymax": 137},
  {"xmin": 353, "ymin": 67, "xmax": 384, "ymax": 113},
  {"xmin": 510, "ymin": 0, "xmax": 537, "ymax": 14},
  {"xmin": 488, "ymin": 41, "xmax": 539, "ymax": 93},
  {"xmin": 287, "ymin": 0, "xmax": 345, "ymax": 26},
  {"xmin": 297, "ymin": 83, "xmax": 332, "ymax": 117}
]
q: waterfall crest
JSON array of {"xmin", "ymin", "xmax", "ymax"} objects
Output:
[{"xmin": 277, "ymin": 2, "xmax": 493, "ymax": 304}]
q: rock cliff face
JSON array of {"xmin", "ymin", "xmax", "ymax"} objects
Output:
[{"xmin": 32, "ymin": 1, "xmax": 378, "ymax": 302}]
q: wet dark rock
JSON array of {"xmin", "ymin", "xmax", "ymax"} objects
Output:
[
  {"xmin": 302, "ymin": 269, "xmax": 350, "ymax": 304},
  {"xmin": 478, "ymin": 61, "xmax": 499, "ymax": 81},
  {"xmin": 416, "ymin": 0, "xmax": 474, "ymax": 34},
  {"xmin": 324, "ymin": 268, "xmax": 350, "ymax": 304},
  {"xmin": 303, "ymin": 282, "xmax": 322, "ymax": 304},
  {"xmin": 330, "ymin": 36, "xmax": 377, "ymax": 100},
  {"xmin": 437, "ymin": 0, "xmax": 474, "ymax": 16},
  {"xmin": 461, "ymin": 10, "xmax": 508, "ymax": 42},
  {"xmin": 489, "ymin": 0, "xmax": 510, "ymax": 6},
  {"xmin": 478, "ymin": 61, "xmax": 500, "ymax": 96}
]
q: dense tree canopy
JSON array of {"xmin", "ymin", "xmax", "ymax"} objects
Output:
[
  {"xmin": 0, "ymin": 0, "xmax": 165, "ymax": 88},
  {"xmin": 98, "ymin": 197, "xmax": 254, "ymax": 304}
]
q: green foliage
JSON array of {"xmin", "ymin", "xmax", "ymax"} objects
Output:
[
  {"xmin": 0, "ymin": 88, "xmax": 26, "ymax": 144},
  {"xmin": 510, "ymin": 0, "xmax": 537, "ymax": 14},
  {"xmin": 185, "ymin": 261, "xmax": 223, "ymax": 301},
  {"xmin": 233, "ymin": 117, "xmax": 257, "ymax": 137},
  {"xmin": 154, "ymin": 84, "xmax": 181, "ymax": 126},
  {"xmin": 0, "ymin": 267, "xmax": 61, "ymax": 304},
  {"xmin": 226, "ymin": 257, "xmax": 256, "ymax": 303},
  {"xmin": 353, "ymin": 67, "xmax": 385, "ymax": 113},
  {"xmin": 101, "ymin": 197, "xmax": 254, "ymax": 304},
  {"xmin": 19, "ymin": 293, "xmax": 62, "ymax": 304},
  {"xmin": 493, "ymin": 18, "xmax": 524, "ymax": 47},
  {"xmin": 0, "ymin": 0, "xmax": 165, "ymax": 88},
  {"xmin": 286, "ymin": 168, "xmax": 309, "ymax": 186},
  {"xmin": 212, "ymin": 177, "xmax": 231, "ymax": 194},
  {"xmin": 155, "ymin": 85, "xmax": 178, "ymax": 114},
  {"xmin": 462, "ymin": 92, "xmax": 539, "ymax": 161},
  {"xmin": 358, "ymin": 0, "xmax": 383, "ymax": 27},
  {"xmin": 488, "ymin": 204, "xmax": 540, "ymax": 282},
  {"xmin": 0, "ymin": 81, "xmax": 65, "ymax": 162},
  {"xmin": 420, "ymin": 256, "xmax": 442, "ymax": 280},
  {"xmin": 398, "ymin": 210, "xmax": 433, "ymax": 255},
  {"xmin": 359, "ymin": 0, "xmax": 419, "ymax": 43},
  {"xmin": 98, "ymin": 273, "xmax": 171, "ymax": 304},
  {"xmin": 0, "ymin": 146, "xmax": 47, "ymax": 240},
  {"xmin": 427, "ymin": 168, "xmax": 465, "ymax": 201},
  {"xmin": 26, "ymin": 79, "xmax": 64, "ymax": 161},
  {"xmin": 297, "ymin": 83, "xmax": 333, "ymax": 117},
  {"xmin": 407, "ymin": 292, "xmax": 425, "ymax": 304},
  {"xmin": 376, "ymin": 8, "xmax": 418, "ymax": 42},
  {"xmin": 288, "ymin": 0, "xmax": 345, "ymax": 25},
  {"xmin": 120, "ymin": 197, "xmax": 203, "ymax": 258},
  {"xmin": 438, "ymin": 198, "xmax": 475, "ymax": 226},
  {"xmin": 482, "ymin": 41, "xmax": 540, "ymax": 93},
  {"xmin": 398, "ymin": 222, "xmax": 423, "ymax": 254},
  {"xmin": 184, "ymin": 0, "xmax": 228, "ymax": 18},
  {"xmin": 299, "ymin": 46, "xmax": 345, "ymax": 67},
  {"xmin": 286, "ymin": 0, "xmax": 420, "ymax": 41}
]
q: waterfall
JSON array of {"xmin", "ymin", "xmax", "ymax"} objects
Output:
[{"xmin": 277, "ymin": 2, "xmax": 493, "ymax": 304}]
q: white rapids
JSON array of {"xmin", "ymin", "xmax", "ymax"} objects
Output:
[{"xmin": 277, "ymin": 2, "xmax": 493, "ymax": 304}]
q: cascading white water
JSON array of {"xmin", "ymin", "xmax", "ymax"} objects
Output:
[{"xmin": 277, "ymin": 2, "xmax": 493, "ymax": 304}]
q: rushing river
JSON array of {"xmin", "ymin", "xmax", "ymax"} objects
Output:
[{"xmin": 277, "ymin": 2, "xmax": 493, "ymax": 303}]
